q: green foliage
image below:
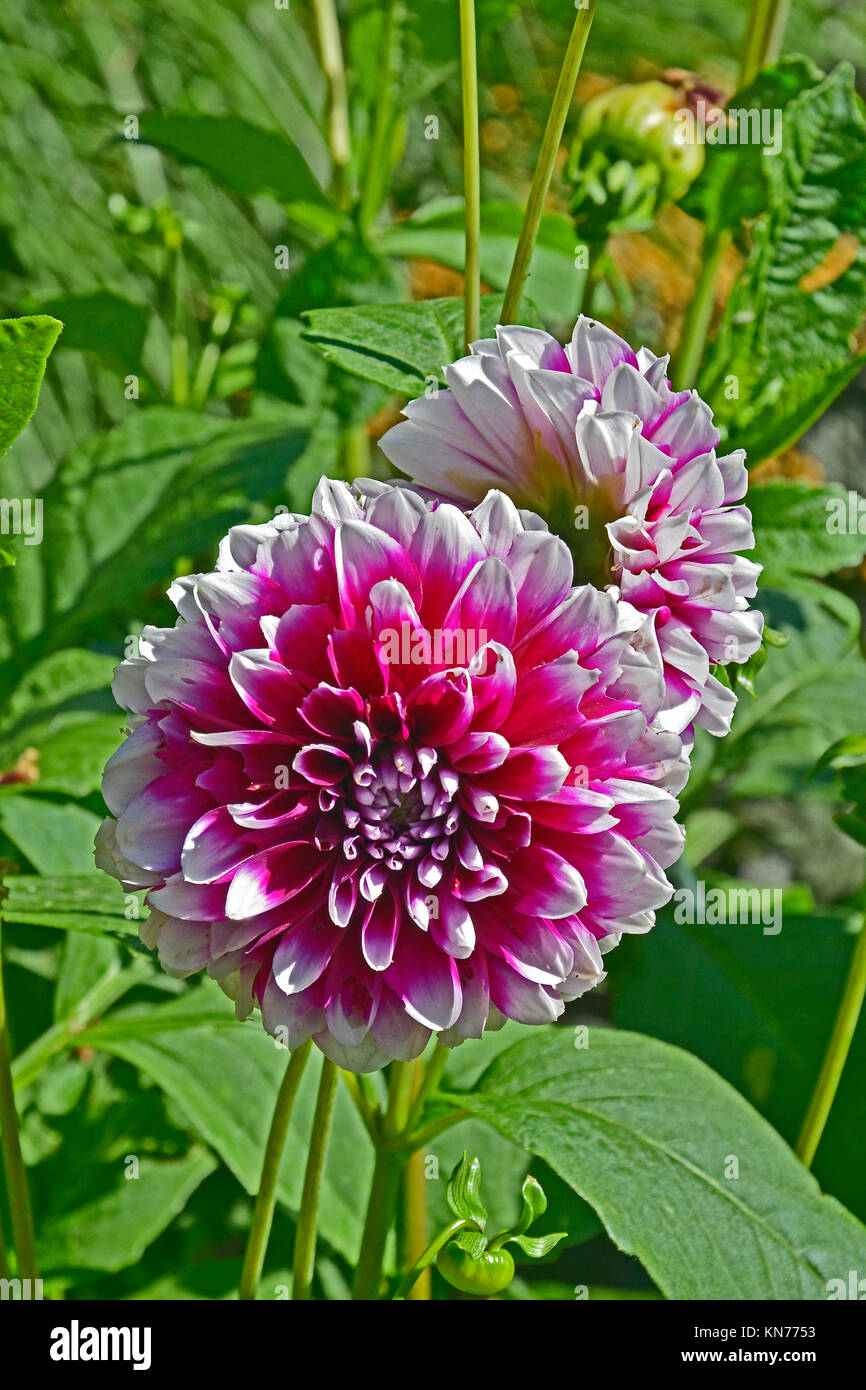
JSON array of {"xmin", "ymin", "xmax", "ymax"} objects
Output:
[
  {"xmin": 696, "ymin": 60, "xmax": 866, "ymax": 460},
  {"xmin": 303, "ymin": 293, "xmax": 541, "ymax": 395},
  {"xmin": 444, "ymin": 1028, "xmax": 866, "ymax": 1300}
]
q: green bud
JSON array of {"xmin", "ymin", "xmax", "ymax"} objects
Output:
[{"xmin": 567, "ymin": 79, "xmax": 705, "ymax": 240}]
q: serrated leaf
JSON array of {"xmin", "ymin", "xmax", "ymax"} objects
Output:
[
  {"xmin": 445, "ymin": 1027, "xmax": 866, "ymax": 1300},
  {"xmin": 749, "ymin": 481, "xmax": 866, "ymax": 582},
  {"xmin": 699, "ymin": 61, "xmax": 866, "ymax": 461}
]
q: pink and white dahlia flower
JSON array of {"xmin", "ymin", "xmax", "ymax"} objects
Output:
[
  {"xmin": 380, "ymin": 316, "xmax": 763, "ymax": 736},
  {"xmin": 97, "ymin": 479, "xmax": 686, "ymax": 1071}
]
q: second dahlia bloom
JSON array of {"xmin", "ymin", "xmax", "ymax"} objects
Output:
[
  {"xmin": 97, "ymin": 480, "xmax": 685, "ymax": 1071},
  {"xmin": 380, "ymin": 316, "xmax": 763, "ymax": 736}
]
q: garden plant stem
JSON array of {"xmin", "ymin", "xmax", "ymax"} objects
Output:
[
  {"xmin": 293, "ymin": 1057, "xmax": 339, "ymax": 1299},
  {"xmin": 352, "ymin": 1059, "xmax": 413, "ymax": 1299},
  {"xmin": 459, "ymin": 0, "xmax": 481, "ymax": 349},
  {"xmin": 313, "ymin": 0, "xmax": 352, "ymax": 205},
  {"xmin": 239, "ymin": 1040, "xmax": 311, "ymax": 1300},
  {"xmin": 796, "ymin": 916, "xmax": 866, "ymax": 1168},
  {"xmin": 0, "ymin": 915, "xmax": 38, "ymax": 1281},
  {"xmin": 501, "ymin": 0, "xmax": 599, "ymax": 323}
]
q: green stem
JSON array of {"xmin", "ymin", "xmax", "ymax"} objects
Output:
[
  {"xmin": 313, "ymin": 0, "xmax": 352, "ymax": 207},
  {"xmin": 344, "ymin": 425, "xmax": 370, "ymax": 482},
  {"xmin": 740, "ymin": 0, "xmax": 790, "ymax": 86},
  {"xmin": 405, "ymin": 1042, "xmax": 449, "ymax": 1135},
  {"xmin": 672, "ymin": 226, "xmax": 729, "ymax": 389},
  {"xmin": 459, "ymin": 0, "xmax": 481, "ymax": 350},
  {"xmin": 339, "ymin": 1067, "xmax": 380, "ymax": 1138},
  {"xmin": 239, "ymin": 1040, "xmax": 311, "ymax": 1300},
  {"xmin": 404, "ymin": 1106, "xmax": 471, "ymax": 1153},
  {"xmin": 352, "ymin": 1060, "xmax": 413, "ymax": 1299},
  {"xmin": 392, "ymin": 1218, "xmax": 470, "ymax": 1300},
  {"xmin": 292, "ymin": 1057, "xmax": 339, "ymax": 1300},
  {"xmin": 796, "ymin": 916, "xmax": 866, "ymax": 1168},
  {"xmin": 501, "ymin": 0, "xmax": 599, "ymax": 323},
  {"xmin": 359, "ymin": 0, "xmax": 400, "ymax": 233},
  {"xmin": 0, "ymin": 915, "xmax": 38, "ymax": 1280}
]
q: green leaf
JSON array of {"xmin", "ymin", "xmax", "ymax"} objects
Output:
[
  {"xmin": 749, "ymin": 481, "xmax": 866, "ymax": 582},
  {"xmin": 446, "ymin": 1152, "xmax": 488, "ymax": 1229},
  {"xmin": 445, "ymin": 1028, "xmax": 866, "ymax": 1299},
  {"xmin": 22, "ymin": 292, "xmax": 147, "ymax": 377},
  {"xmin": 699, "ymin": 62, "xmax": 866, "ymax": 461},
  {"xmin": 507, "ymin": 1230, "xmax": 567, "ymax": 1258},
  {"xmin": 516, "ymin": 1172, "xmax": 547, "ymax": 1231},
  {"xmin": 89, "ymin": 983, "xmax": 373, "ymax": 1261},
  {"xmin": 613, "ymin": 907, "xmax": 866, "ymax": 1225},
  {"xmin": 37, "ymin": 1145, "xmax": 216, "ymax": 1274},
  {"xmin": 302, "ymin": 294, "xmax": 542, "ymax": 397},
  {"xmin": 0, "ymin": 800, "xmax": 101, "ymax": 874},
  {"xmin": 0, "ymin": 315, "xmax": 62, "ymax": 457},
  {"xmin": 136, "ymin": 114, "xmax": 327, "ymax": 207},
  {"xmin": 2, "ymin": 875, "xmax": 142, "ymax": 942}
]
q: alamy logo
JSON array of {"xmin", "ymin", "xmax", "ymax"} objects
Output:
[
  {"xmin": 49, "ymin": 1320, "xmax": 152, "ymax": 1371},
  {"xmin": 0, "ymin": 1276, "xmax": 43, "ymax": 1299},
  {"xmin": 378, "ymin": 621, "xmax": 488, "ymax": 667},
  {"xmin": 672, "ymin": 882, "xmax": 782, "ymax": 935},
  {"xmin": 0, "ymin": 497, "xmax": 42, "ymax": 545},
  {"xmin": 674, "ymin": 99, "xmax": 782, "ymax": 155}
]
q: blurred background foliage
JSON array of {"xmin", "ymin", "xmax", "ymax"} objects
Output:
[{"xmin": 1, "ymin": 0, "xmax": 865, "ymax": 1299}]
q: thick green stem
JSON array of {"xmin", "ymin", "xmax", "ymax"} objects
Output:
[
  {"xmin": 405, "ymin": 1042, "xmax": 449, "ymax": 1135},
  {"xmin": 292, "ymin": 1057, "xmax": 339, "ymax": 1300},
  {"xmin": 459, "ymin": 0, "xmax": 481, "ymax": 349},
  {"xmin": 313, "ymin": 0, "xmax": 352, "ymax": 206},
  {"xmin": 352, "ymin": 1060, "xmax": 413, "ymax": 1299},
  {"xmin": 796, "ymin": 917, "xmax": 866, "ymax": 1168},
  {"xmin": 239, "ymin": 1041, "xmax": 311, "ymax": 1300},
  {"xmin": 501, "ymin": 0, "xmax": 598, "ymax": 323},
  {"xmin": 0, "ymin": 916, "xmax": 38, "ymax": 1281}
]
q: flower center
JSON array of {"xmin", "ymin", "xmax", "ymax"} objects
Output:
[{"xmin": 340, "ymin": 744, "xmax": 461, "ymax": 873}]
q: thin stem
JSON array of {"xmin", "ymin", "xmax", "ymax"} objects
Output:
[
  {"xmin": 352, "ymin": 1060, "xmax": 413, "ymax": 1299},
  {"xmin": 740, "ymin": 0, "xmax": 790, "ymax": 86},
  {"xmin": 672, "ymin": 227, "xmax": 729, "ymax": 389},
  {"xmin": 404, "ymin": 1106, "xmax": 471, "ymax": 1153},
  {"xmin": 293, "ymin": 1057, "xmax": 339, "ymax": 1299},
  {"xmin": 359, "ymin": 0, "xmax": 400, "ymax": 233},
  {"xmin": 239, "ymin": 1040, "xmax": 311, "ymax": 1300},
  {"xmin": 313, "ymin": 0, "xmax": 352, "ymax": 206},
  {"xmin": 0, "ymin": 915, "xmax": 38, "ymax": 1280},
  {"xmin": 459, "ymin": 0, "xmax": 481, "ymax": 350},
  {"xmin": 405, "ymin": 1042, "xmax": 449, "ymax": 1135},
  {"xmin": 501, "ymin": 0, "xmax": 599, "ymax": 323},
  {"xmin": 339, "ymin": 1068, "xmax": 379, "ymax": 1139},
  {"xmin": 796, "ymin": 917, "xmax": 866, "ymax": 1168},
  {"xmin": 392, "ymin": 1218, "xmax": 470, "ymax": 1300}
]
